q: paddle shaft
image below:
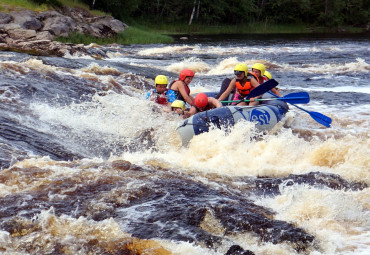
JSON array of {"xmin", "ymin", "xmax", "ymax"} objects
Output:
[{"xmin": 221, "ymin": 97, "xmax": 307, "ymax": 103}]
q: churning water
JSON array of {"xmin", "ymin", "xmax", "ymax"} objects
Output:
[{"xmin": 0, "ymin": 34, "xmax": 369, "ymax": 254}]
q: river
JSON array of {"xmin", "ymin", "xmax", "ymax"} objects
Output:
[{"xmin": 0, "ymin": 34, "xmax": 369, "ymax": 254}]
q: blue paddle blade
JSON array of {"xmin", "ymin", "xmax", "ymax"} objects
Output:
[
  {"xmin": 310, "ymin": 111, "xmax": 332, "ymax": 127},
  {"xmin": 280, "ymin": 92, "xmax": 310, "ymax": 104},
  {"xmin": 246, "ymin": 79, "xmax": 278, "ymax": 99},
  {"xmin": 293, "ymin": 104, "xmax": 332, "ymax": 127}
]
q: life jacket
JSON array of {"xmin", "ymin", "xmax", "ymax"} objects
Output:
[
  {"xmin": 169, "ymin": 80, "xmax": 190, "ymax": 102},
  {"xmin": 235, "ymin": 72, "xmax": 258, "ymax": 97},
  {"xmin": 148, "ymin": 89, "xmax": 169, "ymax": 105},
  {"xmin": 262, "ymin": 76, "xmax": 269, "ymax": 82},
  {"xmin": 257, "ymin": 76, "xmax": 264, "ymax": 84}
]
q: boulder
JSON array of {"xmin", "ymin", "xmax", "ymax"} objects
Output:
[
  {"xmin": 35, "ymin": 31, "xmax": 54, "ymax": 41},
  {"xmin": 88, "ymin": 16, "xmax": 127, "ymax": 33},
  {"xmin": 0, "ymin": 12, "xmax": 13, "ymax": 24},
  {"xmin": 1, "ymin": 6, "xmax": 128, "ymax": 58},
  {"xmin": 42, "ymin": 16, "xmax": 76, "ymax": 36},
  {"xmin": 0, "ymin": 23, "xmax": 22, "ymax": 31},
  {"xmin": 10, "ymin": 10, "xmax": 43, "ymax": 30},
  {"xmin": 7, "ymin": 28, "xmax": 37, "ymax": 40}
]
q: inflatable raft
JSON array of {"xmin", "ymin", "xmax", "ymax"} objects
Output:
[{"xmin": 177, "ymin": 95, "xmax": 289, "ymax": 145}]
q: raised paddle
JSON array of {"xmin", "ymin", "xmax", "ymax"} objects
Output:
[
  {"xmin": 221, "ymin": 92, "xmax": 310, "ymax": 104},
  {"xmin": 267, "ymin": 91, "xmax": 332, "ymax": 127},
  {"xmin": 245, "ymin": 79, "xmax": 279, "ymax": 99}
]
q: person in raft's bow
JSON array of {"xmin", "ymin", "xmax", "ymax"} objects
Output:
[{"xmin": 185, "ymin": 93, "xmax": 222, "ymax": 118}]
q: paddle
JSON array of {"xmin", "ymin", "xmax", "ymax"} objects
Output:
[
  {"xmin": 245, "ymin": 79, "xmax": 279, "ymax": 99},
  {"xmin": 267, "ymin": 91, "xmax": 332, "ymax": 127},
  {"xmin": 289, "ymin": 103, "xmax": 332, "ymax": 127},
  {"xmin": 221, "ymin": 92, "xmax": 310, "ymax": 104}
]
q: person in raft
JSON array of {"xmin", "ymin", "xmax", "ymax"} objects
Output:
[
  {"xmin": 217, "ymin": 63, "xmax": 260, "ymax": 106},
  {"xmin": 146, "ymin": 75, "xmax": 176, "ymax": 107},
  {"xmin": 171, "ymin": 100, "xmax": 186, "ymax": 115},
  {"xmin": 251, "ymin": 63, "xmax": 281, "ymax": 96},
  {"xmin": 185, "ymin": 93, "xmax": 222, "ymax": 117},
  {"xmin": 168, "ymin": 69, "xmax": 195, "ymax": 106},
  {"xmin": 263, "ymin": 69, "xmax": 282, "ymax": 96}
]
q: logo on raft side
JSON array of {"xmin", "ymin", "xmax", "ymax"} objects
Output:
[{"xmin": 249, "ymin": 108, "xmax": 271, "ymax": 125}]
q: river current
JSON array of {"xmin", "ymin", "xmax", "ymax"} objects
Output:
[{"xmin": 0, "ymin": 34, "xmax": 369, "ymax": 254}]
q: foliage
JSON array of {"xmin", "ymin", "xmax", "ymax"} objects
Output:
[
  {"xmin": 79, "ymin": 0, "xmax": 369, "ymax": 28},
  {"xmin": 0, "ymin": 0, "xmax": 49, "ymax": 12},
  {"xmin": 29, "ymin": 0, "xmax": 62, "ymax": 8}
]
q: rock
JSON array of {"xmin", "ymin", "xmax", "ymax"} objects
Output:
[
  {"xmin": 10, "ymin": 10, "xmax": 43, "ymax": 30},
  {"xmin": 0, "ymin": 23, "xmax": 22, "ymax": 30},
  {"xmin": 0, "ymin": 12, "xmax": 13, "ymax": 24},
  {"xmin": 35, "ymin": 31, "xmax": 54, "ymax": 41},
  {"xmin": 7, "ymin": 28, "xmax": 36, "ymax": 40},
  {"xmin": 225, "ymin": 245, "xmax": 255, "ymax": 255},
  {"xmin": 0, "ymin": 33, "xmax": 6, "ymax": 43},
  {"xmin": 0, "ymin": 6, "xmax": 127, "ymax": 58},
  {"xmin": 39, "ymin": 10, "xmax": 63, "ymax": 20},
  {"xmin": 89, "ymin": 16, "xmax": 127, "ymax": 33},
  {"xmin": 42, "ymin": 15, "xmax": 76, "ymax": 36}
]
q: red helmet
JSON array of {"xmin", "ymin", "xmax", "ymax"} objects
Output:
[
  {"xmin": 194, "ymin": 93, "xmax": 208, "ymax": 108},
  {"xmin": 179, "ymin": 69, "xmax": 195, "ymax": 81}
]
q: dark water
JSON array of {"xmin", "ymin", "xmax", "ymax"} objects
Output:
[{"xmin": 0, "ymin": 34, "xmax": 369, "ymax": 254}]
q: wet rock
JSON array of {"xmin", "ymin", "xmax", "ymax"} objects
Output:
[
  {"xmin": 250, "ymin": 171, "xmax": 367, "ymax": 196},
  {"xmin": 0, "ymin": 165, "xmax": 318, "ymax": 252},
  {"xmin": 226, "ymin": 245, "xmax": 255, "ymax": 255}
]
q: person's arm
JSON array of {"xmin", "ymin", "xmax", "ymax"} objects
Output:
[
  {"xmin": 208, "ymin": 97, "xmax": 222, "ymax": 108},
  {"xmin": 177, "ymin": 84, "xmax": 193, "ymax": 105},
  {"xmin": 218, "ymin": 79, "xmax": 236, "ymax": 101},
  {"xmin": 184, "ymin": 106, "xmax": 197, "ymax": 118},
  {"xmin": 270, "ymin": 87, "xmax": 281, "ymax": 97},
  {"xmin": 172, "ymin": 81, "xmax": 193, "ymax": 105},
  {"xmin": 247, "ymin": 78, "xmax": 261, "ymax": 106}
]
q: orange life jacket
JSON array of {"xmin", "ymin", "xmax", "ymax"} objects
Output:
[{"xmin": 235, "ymin": 72, "xmax": 258, "ymax": 96}]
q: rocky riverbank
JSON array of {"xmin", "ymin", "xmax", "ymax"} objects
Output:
[{"xmin": 0, "ymin": 6, "xmax": 127, "ymax": 58}]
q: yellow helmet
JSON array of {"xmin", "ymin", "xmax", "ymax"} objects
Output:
[
  {"xmin": 234, "ymin": 63, "xmax": 248, "ymax": 73},
  {"xmin": 154, "ymin": 75, "xmax": 168, "ymax": 85},
  {"xmin": 264, "ymin": 70, "xmax": 272, "ymax": 80},
  {"xmin": 252, "ymin": 63, "xmax": 266, "ymax": 76},
  {"xmin": 171, "ymin": 100, "xmax": 185, "ymax": 111}
]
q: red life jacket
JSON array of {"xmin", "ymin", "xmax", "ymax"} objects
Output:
[
  {"xmin": 235, "ymin": 72, "xmax": 259, "ymax": 96},
  {"xmin": 156, "ymin": 92, "xmax": 168, "ymax": 105},
  {"xmin": 149, "ymin": 89, "xmax": 169, "ymax": 105}
]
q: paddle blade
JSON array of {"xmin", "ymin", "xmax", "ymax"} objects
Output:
[
  {"xmin": 309, "ymin": 111, "xmax": 332, "ymax": 127},
  {"xmin": 280, "ymin": 92, "xmax": 310, "ymax": 104},
  {"xmin": 246, "ymin": 79, "xmax": 278, "ymax": 99}
]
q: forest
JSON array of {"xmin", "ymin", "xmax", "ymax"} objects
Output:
[
  {"xmin": 80, "ymin": 0, "xmax": 368, "ymax": 28},
  {"xmin": 29, "ymin": 0, "xmax": 369, "ymax": 29}
]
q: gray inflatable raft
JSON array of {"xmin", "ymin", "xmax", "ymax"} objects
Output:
[{"xmin": 177, "ymin": 97, "xmax": 289, "ymax": 145}]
